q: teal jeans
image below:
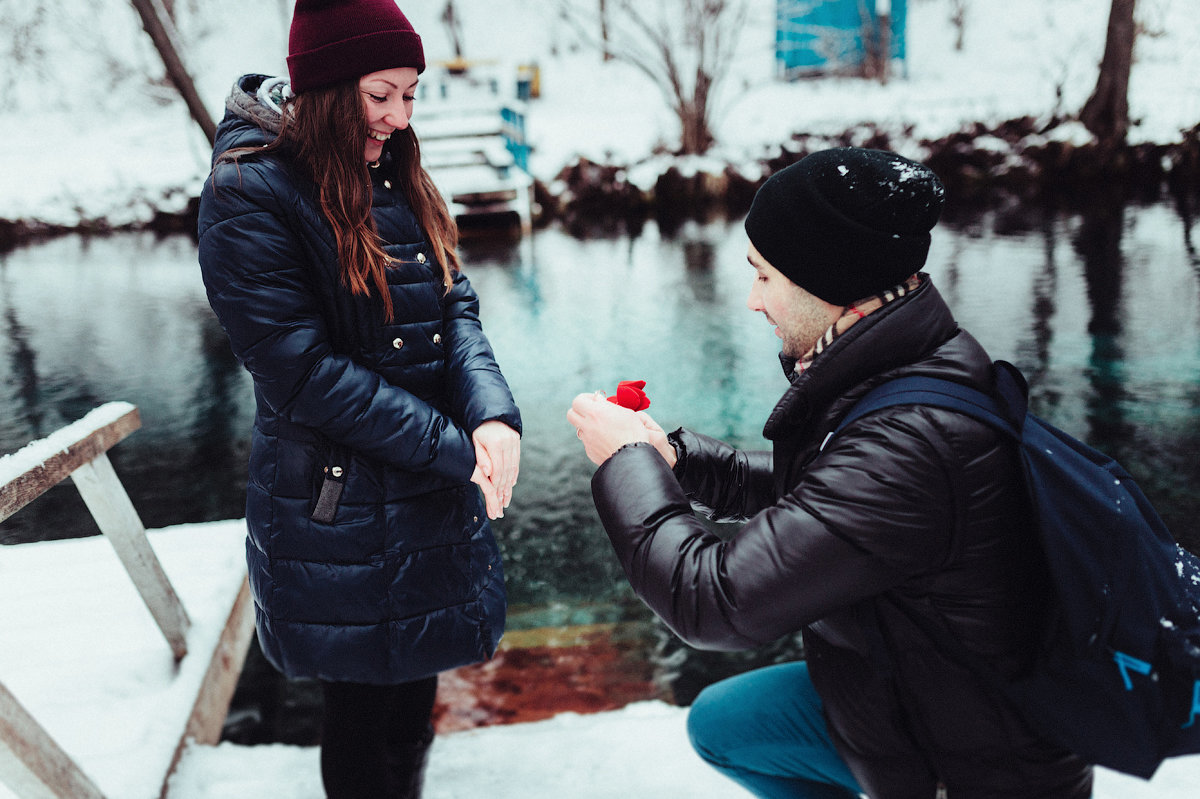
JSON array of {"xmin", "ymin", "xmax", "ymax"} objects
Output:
[{"xmin": 687, "ymin": 661, "xmax": 864, "ymax": 799}]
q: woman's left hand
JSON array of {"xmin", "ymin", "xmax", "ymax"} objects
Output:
[
  {"xmin": 472, "ymin": 420, "xmax": 521, "ymax": 515},
  {"xmin": 471, "ymin": 464, "xmax": 502, "ymax": 520}
]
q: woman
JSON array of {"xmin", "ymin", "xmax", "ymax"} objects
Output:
[{"xmin": 197, "ymin": 2, "xmax": 521, "ymax": 796}]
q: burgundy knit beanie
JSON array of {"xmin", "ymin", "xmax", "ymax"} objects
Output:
[
  {"xmin": 745, "ymin": 147, "xmax": 945, "ymax": 305},
  {"xmin": 287, "ymin": 0, "xmax": 425, "ymax": 94}
]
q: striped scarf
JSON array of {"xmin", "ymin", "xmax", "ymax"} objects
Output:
[{"xmin": 794, "ymin": 273, "xmax": 924, "ymax": 376}]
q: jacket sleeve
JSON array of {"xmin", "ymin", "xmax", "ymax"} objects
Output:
[
  {"xmin": 197, "ymin": 164, "xmax": 475, "ymax": 481},
  {"xmin": 668, "ymin": 428, "xmax": 776, "ymax": 520},
  {"xmin": 440, "ymin": 269, "xmax": 522, "ymax": 436},
  {"xmin": 590, "ymin": 413, "xmax": 957, "ymax": 651}
]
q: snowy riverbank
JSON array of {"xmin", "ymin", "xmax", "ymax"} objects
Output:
[
  {"xmin": 2, "ymin": 0, "xmax": 1199, "ymax": 246},
  {"xmin": 5, "ymin": 2, "xmax": 1200, "ymax": 796}
]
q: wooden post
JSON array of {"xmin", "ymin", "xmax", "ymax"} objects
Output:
[
  {"xmin": 0, "ymin": 683, "xmax": 107, "ymax": 799},
  {"xmin": 128, "ymin": 0, "xmax": 216, "ymax": 145},
  {"xmin": 158, "ymin": 577, "xmax": 255, "ymax": 799},
  {"xmin": 71, "ymin": 454, "xmax": 191, "ymax": 661},
  {"xmin": 0, "ymin": 403, "xmax": 191, "ymax": 660}
]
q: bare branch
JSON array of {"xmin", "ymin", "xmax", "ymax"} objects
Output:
[{"xmin": 552, "ymin": 0, "xmax": 748, "ymax": 154}]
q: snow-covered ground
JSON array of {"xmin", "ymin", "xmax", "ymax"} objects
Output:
[
  {"xmin": 2, "ymin": 0, "xmax": 1198, "ymax": 230},
  {"xmin": 4, "ymin": 1, "xmax": 1200, "ymax": 796},
  {"xmin": 167, "ymin": 704, "xmax": 1200, "ymax": 799}
]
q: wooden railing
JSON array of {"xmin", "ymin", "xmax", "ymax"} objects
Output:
[
  {"xmin": 0, "ymin": 402, "xmax": 251, "ymax": 799},
  {"xmin": 1, "ymin": 404, "xmax": 191, "ymax": 659}
]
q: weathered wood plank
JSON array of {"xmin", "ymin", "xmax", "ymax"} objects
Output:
[
  {"xmin": 0, "ymin": 682, "xmax": 106, "ymax": 799},
  {"xmin": 70, "ymin": 455, "xmax": 191, "ymax": 660},
  {"xmin": 0, "ymin": 405, "xmax": 140, "ymax": 525},
  {"xmin": 180, "ymin": 576, "xmax": 253, "ymax": 746},
  {"xmin": 158, "ymin": 577, "xmax": 255, "ymax": 799}
]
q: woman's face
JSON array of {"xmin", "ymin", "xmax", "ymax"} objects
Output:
[{"xmin": 358, "ymin": 67, "xmax": 419, "ymax": 162}]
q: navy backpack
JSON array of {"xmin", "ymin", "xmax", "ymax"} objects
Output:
[{"xmin": 831, "ymin": 360, "xmax": 1200, "ymax": 779}]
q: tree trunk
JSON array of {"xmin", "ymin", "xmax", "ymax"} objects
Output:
[
  {"xmin": 679, "ymin": 106, "xmax": 713, "ymax": 156},
  {"xmin": 129, "ymin": 0, "xmax": 216, "ymax": 146},
  {"xmin": 951, "ymin": 0, "xmax": 966, "ymax": 51},
  {"xmin": 599, "ymin": 0, "xmax": 612, "ymax": 61},
  {"xmin": 1080, "ymin": 0, "xmax": 1136, "ymax": 145}
]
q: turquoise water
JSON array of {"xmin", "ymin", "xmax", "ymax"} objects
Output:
[{"xmin": 2, "ymin": 200, "xmax": 1198, "ymax": 626}]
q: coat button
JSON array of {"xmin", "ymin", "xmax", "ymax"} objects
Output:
[
  {"xmin": 416, "ymin": 252, "xmax": 427, "ymax": 264},
  {"xmin": 392, "ymin": 337, "xmax": 404, "ymax": 349},
  {"xmin": 383, "ymin": 180, "xmax": 392, "ymax": 189},
  {"xmin": 433, "ymin": 333, "xmax": 442, "ymax": 344},
  {"xmin": 473, "ymin": 516, "xmax": 479, "ymax": 523}
]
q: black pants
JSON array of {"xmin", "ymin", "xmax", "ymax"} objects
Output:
[{"xmin": 320, "ymin": 676, "xmax": 438, "ymax": 799}]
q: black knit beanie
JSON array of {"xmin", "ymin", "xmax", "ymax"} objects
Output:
[{"xmin": 744, "ymin": 147, "xmax": 945, "ymax": 305}]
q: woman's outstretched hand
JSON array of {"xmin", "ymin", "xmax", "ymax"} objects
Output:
[{"xmin": 472, "ymin": 420, "xmax": 521, "ymax": 518}]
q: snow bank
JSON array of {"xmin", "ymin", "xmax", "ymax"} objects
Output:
[
  {"xmin": 1, "ymin": 0, "xmax": 1198, "ymax": 229},
  {"xmin": 166, "ymin": 700, "xmax": 1200, "ymax": 799}
]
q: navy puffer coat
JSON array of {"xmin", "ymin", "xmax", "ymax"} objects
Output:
[
  {"xmin": 590, "ymin": 279, "xmax": 1092, "ymax": 797},
  {"xmin": 197, "ymin": 75, "xmax": 521, "ymax": 685}
]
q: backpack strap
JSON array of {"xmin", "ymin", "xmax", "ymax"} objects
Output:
[
  {"xmin": 825, "ymin": 365, "xmax": 1035, "ymax": 719},
  {"xmin": 827, "ymin": 374, "xmax": 1021, "ymax": 447},
  {"xmin": 820, "ymin": 370, "xmax": 1025, "ymax": 569}
]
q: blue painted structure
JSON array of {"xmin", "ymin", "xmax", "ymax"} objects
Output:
[
  {"xmin": 775, "ymin": 0, "xmax": 907, "ymax": 79},
  {"xmin": 500, "ymin": 105, "xmax": 530, "ymax": 173}
]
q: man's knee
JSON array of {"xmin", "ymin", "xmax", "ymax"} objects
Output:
[{"xmin": 686, "ymin": 680, "xmax": 739, "ymax": 764}]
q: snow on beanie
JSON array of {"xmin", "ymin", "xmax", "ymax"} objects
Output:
[
  {"xmin": 287, "ymin": 0, "xmax": 425, "ymax": 94},
  {"xmin": 744, "ymin": 147, "xmax": 945, "ymax": 305}
]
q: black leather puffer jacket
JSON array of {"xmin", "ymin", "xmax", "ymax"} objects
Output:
[{"xmin": 591, "ymin": 278, "xmax": 1091, "ymax": 797}]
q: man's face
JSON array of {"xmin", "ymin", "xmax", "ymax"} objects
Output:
[{"xmin": 746, "ymin": 243, "xmax": 842, "ymax": 360}]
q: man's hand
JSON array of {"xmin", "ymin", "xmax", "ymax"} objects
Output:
[
  {"xmin": 472, "ymin": 420, "xmax": 520, "ymax": 517},
  {"xmin": 567, "ymin": 391, "xmax": 652, "ymax": 466},
  {"xmin": 638, "ymin": 412, "xmax": 677, "ymax": 469}
]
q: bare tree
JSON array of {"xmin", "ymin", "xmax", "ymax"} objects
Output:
[
  {"xmin": 129, "ymin": 0, "xmax": 215, "ymax": 144},
  {"xmin": 599, "ymin": 0, "xmax": 612, "ymax": 61},
  {"xmin": 556, "ymin": 0, "xmax": 749, "ymax": 155},
  {"xmin": 1080, "ymin": 0, "xmax": 1136, "ymax": 145},
  {"xmin": 950, "ymin": 0, "xmax": 966, "ymax": 52},
  {"xmin": 861, "ymin": 0, "xmax": 892, "ymax": 85}
]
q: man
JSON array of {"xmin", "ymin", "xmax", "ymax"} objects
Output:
[{"xmin": 567, "ymin": 148, "xmax": 1092, "ymax": 798}]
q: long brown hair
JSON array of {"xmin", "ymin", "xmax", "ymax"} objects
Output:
[{"xmin": 219, "ymin": 80, "xmax": 459, "ymax": 321}]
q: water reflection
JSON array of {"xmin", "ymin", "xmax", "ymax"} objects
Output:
[
  {"xmin": 1, "ymin": 198, "xmax": 1199, "ymax": 735},
  {"xmin": 0, "ymin": 271, "xmax": 43, "ymax": 439},
  {"xmin": 2, "ymin": 204, "xmax": 1198, "ymax": 556}
]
